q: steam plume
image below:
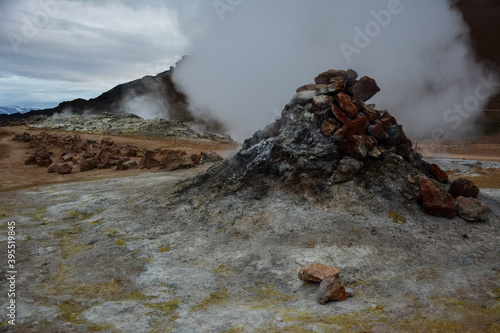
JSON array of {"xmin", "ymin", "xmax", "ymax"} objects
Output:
[{"xmin": 173, "ymin": 0, "xmax": 498, "ymax": 142}]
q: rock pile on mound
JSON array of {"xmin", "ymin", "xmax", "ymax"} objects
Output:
[
  {"xmin": 14, "ymin": 131, "xmax": 223, "ymax": 174},
  {"xmin": 180, "ymin": 69, "xmax": 490, "ymax": 221}
]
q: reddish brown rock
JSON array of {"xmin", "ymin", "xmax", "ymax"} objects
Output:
[
  {"xmin": 116, "ymin": 157, "xmax": 131, "ymax": 170},
  {"xmin": 318, "ymin": 276, "xmax": 348, "ymax": 304},
  {"xmin": 160, "ymin": 156, "xmax": 195, "ymax": 171},
  {"xmin": 339, "ymin": 135, "xmax": 374, "ymax": 160},
  {"xmin": 24, "ymin": 155, "xmax": 37, "ymax": 165},
  {"xmin": 314, "ymin": 69, "xmax": 348, "ymax": 85},
  {"xmin": 57, "ymin": 163, "xmax": 73, "ymax": 174},
  {"xmin": 61, "ymin": 153, "xmax": 74, "ymax": 162},
  {"xmin": 419, "ymin": 179, "xmax": 456, "ymax": 219},
  {"xmin": 47, "ymin": 163, "xmax": 58, "ymax": 173},
  {"xmin": 139, "ymin": 150, "xmax": 161, "ymax": 169},
  {"xmin": 120, "ymin": 145, "xmax": 138, "ymax": 157},
  {"xmin": 367, "ymin": 123, "xmax": 388, "ymax": 142},
  {"xmin": 340, "ymin": 117, "xmax": 369, "ymax": 138},
  {"xmin": 456, "ymin": 196, "xmax": 490, "ymax": 222},
  {"xmin": 362, "ymin": 104, "xmax": 380, "ymax": 122},
  {"xmin": 331, "ymin": 104, "xmax": 350, "ymax": 125},
  {"xmin": 448, "ymin": 178, "xmax": 480, "ymax": 199},
  {"xmin": 296, "ymin": 84, "xmax": 316, "ymax": 93},
  {"xmin": 334, "ymin": 92, "xmax": 359, "ymax": 118},
  {"xmin": 101, "ymin": 138, "xmax": 114, "ymax": 146},
  {"xmin": 298, "ymin": 263, "xmax": 341, "ymax": 282},
  {"xmin": 80, "ymin": 158, "xmax": 97, "ymax": 171},
  {"xmin": 346, "ymin": 76, "xmax": 380, "ymax": 102},
  {"xmin": 429, "ymin": 163, "xmax": 449, "ymax": 183},
  {"xmin": 320, "ymin": 120, "xmax": 336, "ymax": 137}
]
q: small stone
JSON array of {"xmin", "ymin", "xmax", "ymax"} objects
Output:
[
  {"xmin": 318, "ymin": 276, "xmax": 348, "ymax": 304},
  {"xmin": 290, "ymin": 90, "xmax": 316, "ymax": 106},
  {"xmin": 362, "ymin": 104, "xmax": 380, "ymax": 121},
  {"xmin": 320, "ymin": 120, "xmax": 336, "ymax": 137},
  {"xmin": 101, "ymin": 138, "xmax": 114, "ymax": 146},
  {"xmin": 201, "ymin": 150, "xmax": 224, "ymax": 164},
  {"xmin": 367, "ymin": 123, "xmax": 388, "ymax": 142},
  {"xmin": 339, "ymin": 134, "xmax": 374, "ymax": 160},
  {"xmin": 456, "ymin": 196, "xmax": 490, "ymax": 222},
  {"xmin": 298, "ymin": 263, "xmax": 341, "ymax": 282},
  {"xmin": 24, "ymin": 155, "xmax": 37, "ymax": 165},
  {"xmin": 118, "ymin": 160, "xmax": 138, "ymax": 171},
  {"xmin": 345, "ymin": 288, "xmax": 355, "ymax": 297},
  {"xmin": 407, "ymin": 175, "xmax": 416, "ymax": 184}
]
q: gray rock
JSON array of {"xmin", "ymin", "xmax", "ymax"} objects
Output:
[{"xmin": 457, "ymin": 196, "xmax": 491, "ymax": 222}]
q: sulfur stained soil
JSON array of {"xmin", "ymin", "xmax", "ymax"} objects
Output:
[{"xmin": 0, "ymin": 126, "xmax": 499, "ymax": 332}]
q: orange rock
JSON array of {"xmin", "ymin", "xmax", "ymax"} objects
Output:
[
  {"xmin": 429, "ymin": 163, "xmax": 449, "ymax": 183},
  {"xmin": 334, "ymin": 92, "xmax": 359, "ymax": 118},
  {"xmin": 298, "ymin": 263, "xmax": 341, "ymax": 282}
]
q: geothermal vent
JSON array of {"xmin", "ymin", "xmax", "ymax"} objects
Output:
[{"xmin": 177, "ymin": 69, "xmax": 490, "ymax": 221}]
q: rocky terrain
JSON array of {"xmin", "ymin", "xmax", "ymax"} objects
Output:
[{"xmin": 0, "ymin": 70, "xmax": 498, "ymax": 332}]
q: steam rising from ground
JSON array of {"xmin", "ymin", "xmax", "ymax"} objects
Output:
[{"xmin": 172, "ymin": 0, "xmax": 498, "ymax": 142}]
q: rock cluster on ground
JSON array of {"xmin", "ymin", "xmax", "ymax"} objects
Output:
[
  {"xmin": 176, "ymin": 69, "xmax": 490, "ymax": 222},
  {"xmin": 298, "ymin": 263, "xmax": 350, "ymax": 304},
  {"xmin": 14, "ymin": 131, "xmax": 223, "ymax": 174}
]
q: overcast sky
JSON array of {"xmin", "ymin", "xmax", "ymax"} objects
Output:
[{"xmin": 0, "ymin": 0, "xmax": 213, "ymax": 108}]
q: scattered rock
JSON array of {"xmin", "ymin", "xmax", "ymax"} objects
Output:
[
  {"xmin": 456, "ymin": 196, "xmax": 491, "ymax": 222},
  {"xmin": 298, "ymin": 263, "xmax": 341, "ymax": 282},
  {"xmin": 419, "ymin": 179, "xmax": 456, "ymax": 219},
  {"xmin": 318, "ymin": 276, "xmax": 348, "ymax": 304},
  {"xmin": 296, "ymin": 84, "xmax": 316, "ymax": 93},
  {"xmin": 448, "ymin": 178, "xmax": 479, "ymax": 198},
  {"xmin": 367, "ymin": 123, "xmax": 388, "ymax": 142},
  {"xmin": 24, "ymin": 155, "xmax": 37, "ymax": 165},
  {"xmin": 118, "ymin": 160, "xmax": 138, "ymax": 171},
  {"xmin": 80, "ymin": 158, "xmax": 97, "ymax": 172},
  {"xmin": 139, "ymin": 150, "xmax": 161, "ymax": 169},
  {"xmin": 312, "ymin": 95, "xmax": 334, "ymax": 109}
]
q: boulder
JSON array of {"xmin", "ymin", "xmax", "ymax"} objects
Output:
[
  {"xmin": 456, "ymin": 196, "xmax": 490, "ymax": 222},
  {"xmin": 201, "ymin": 150, "xmax": 224, "ymax": 164},
  {"xmin": 334, "ymin": 92, "xmax": 359, "ymax": 118},
  {"xmin": 448, "ymin": 178, "xmax": 479, "ymax": 198},
  {"xmin": 298, "ymin": 263, "xmax": 342, "ymax": 282},
  {"xmin": 346, "ymin": 76, "xmax": 380, "ymax": 102},
  {"xmin": 116, "ymin": 157, "xmax": 131, "ymax": 170},
  {"xmin": 419, "ymin": 179, "xmax": 456, "ymax": 219},
  {"xmin": 314, "ymin": 69, "xmax": 348, "ymax": 85},
  {"xmin": 429, "ymin": 163, "xmax": 449, "ymax": 183},
  {"xmin": 318, "ymin": 276, "xmax": 348, "ymax": 304}
]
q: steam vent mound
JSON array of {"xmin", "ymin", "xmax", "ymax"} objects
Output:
[{"xmin": 179, "ymin": 69, "xmax": 445, "ymax": 210}]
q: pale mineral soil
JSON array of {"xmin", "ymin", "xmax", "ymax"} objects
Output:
[{"xmin": 0, "ymin": 126, "xmax": 499, "ymax": 333}]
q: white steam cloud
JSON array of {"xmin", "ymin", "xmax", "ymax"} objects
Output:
[{"xmin": 173, "ymin": 0, "xmax": 498, "ymax": 142}]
